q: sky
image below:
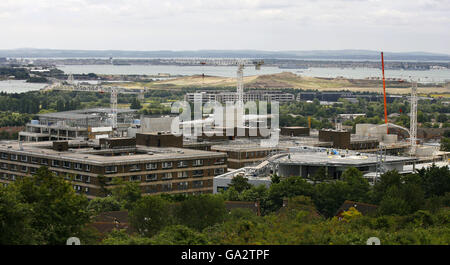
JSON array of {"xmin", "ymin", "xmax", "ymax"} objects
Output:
[{"xmin": 0, "ymin": 0, "xmax": 449, "ymax": 54}]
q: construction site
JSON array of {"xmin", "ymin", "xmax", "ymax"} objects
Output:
[{"xmin": 1, "ymin": 54, "xmax": 448, "ymax": 196}]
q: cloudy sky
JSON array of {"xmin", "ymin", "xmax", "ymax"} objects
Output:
[{"xmin": 0, "ymin": 0, "xmax": 449, "ymax": 54}]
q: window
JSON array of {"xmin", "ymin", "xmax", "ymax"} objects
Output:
[
  {"xmin": 177, "ymin": 171, "xmax": 188, "ymax": 178},
  {"xmin": 129, "ymin": 164, "xmax": 140, "ymax": 171},
  {"xmin": 192, "ymin": 180, "xmax": 203, "ymax": 188},
  {"xmin": 31, "ymin": 157, "xmax": 39, "ymax": 164},
  {"xmin": 74, "ymin": 163, "xmax": 83, "ymax": 170},
  {"xmin": 146, "ymin": 185, "xmax": 158, "ymax": 194},
  {"xmin": 161, "ymin": 183, "xmax": 172, "ymax": 191},
  {"xmin": 85, "ymin": 187, "xmax": 89, "ymax": 194},
  {"xmin": 177, "ymin": 161, "xmax": 188, "ymax": 168},
  {"xmin": 10, "ymin": 175, "xmax": 16, "ymax": 181},
  {"xmin": 30, "ymin": 167, "xmax": 37, "ymax": 174},
  {"xmin": 10, "ymin": 154, "xmax": 17, "ymax": 161},
  {"xmin": 192, "ymin": 170, "xmax": 203, "ymax": 177},
  {"xmin": 74, "ymin": 175, "xmax": 83, "ymax": 181},
  {"xmin": 178, "ymin": 181, "xmax": 188, "ymax": 190},
  {"xmin": 162, "ymin": 172, "xmax": 172, "ymax": 180},
  {"xmin": 162, "ymin": 162, "xmax": 172, "ymax": 169},
  {"xmin": 73, "ymin": 185, "xmax": 81, "ymax": 191},
  {"xmin": 21, "ymin": 166, "xmax": 27, "ymax": 172},
  {"xmin": 85, "ymin": 164, "xmax": 91, "ymax": 172},
  {"xmin": 193, "ymin": 159, "xmax": 203, "ymax": 166},
  {"xmin": 105, "ymin": 166, "xmax": 117, "ymax": 173},
  {"xmin": 214, "ymin": 168, "xmax": 225, "ymax": 175},
  {"xmin": 41, "ymin": 159, "xmax": 48, "ymax": 165},
  {"xmin": 52, "ymin": 171, "xmax": 59, "ymax": 176},
  {"xmin": 52, "ymin": 160, "xmax": 60, "ymax": 167},
  {"xmin": 10, "ymin": 164, "xmax": 17, "ymax": 171},
  {"xmin": 1, "ymin": 153, "xmax": 7, "ymax": 159},
  {"xmin": 1, "ymin": 163, "xmax": 7, "ymax": 169},
  {"xmin": 20, "ymin": 155, "xmax": 27, "ymax": 162},
  {"xmin": 130, "ymin": 175, "xmax": 141, "ymax": 182},
  {"xmin": 146, "ymin": 163, "xmax": 157, "ymax": 170},
  {"xmin": 85, "ymin": 176, "xmax": 91, "ymax": 183},
  {"xmin": 146, "ymin": 174, "xmax": 157, "ymax": 181},
  {"xmin": 63, "ymin": 161, "xmax": 71, "ymax": 169},
  {"xmin": 214, "ymin": 158, "xmax": 225, "ymax": 165}
]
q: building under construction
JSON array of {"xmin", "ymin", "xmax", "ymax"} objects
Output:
[{"xmin": 19, "ymin": 108, "xmax": 138, "ymax": 142}]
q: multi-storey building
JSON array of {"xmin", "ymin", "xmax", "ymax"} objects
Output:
[
  {"xmin": 185, "ymin": 90, "xmax": 295, "ymax": 104},
  {"xmin": 0, "ymin": 138, "xmax": 227, "ymax": 198}
]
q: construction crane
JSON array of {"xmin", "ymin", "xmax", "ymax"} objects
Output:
[
  {"xmin": 195, "ymin": 59, "xmax": 264, "ymax": 109},
  {"xmin": 50, "ymin": 77, "xmax": 144, "ymax": 134},
  {"xmin": 381, "ymin": 52, "xmax": 388, "ymax": 133},
  {"xmin": 409, "ymin": 79, "xmax": 418, "ymax": 156}
]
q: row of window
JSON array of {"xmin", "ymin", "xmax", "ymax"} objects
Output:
[
  {"xmin": 127, "ymin": 159, "xmax": 207, "ymax": 172},
  {"xmin": 129, "ymin": 170, "xmax": 198, "ymax": 182},
  {"xmin": 105, "ymin": 159, "xmax": 224, "ymax": 174},
  {"xmin": 127, "ymin": 168, "xmax": 224, "ymax": 182},
  {"xmin": 0, "ymin": 173, "xmax": 20, "ymax": 181},
  {"xmin": 0, "ymin": 163, "xmax": 38, "ymax": 174},
  {"xmin": 73, "ymin": 185, "xmax": 90, "ymax": 194},
  {"xmin": 144, "ymin": 180, "xmax": 205, "ymax": 193},
  {"xmin": 0, "ymin": 153, "xmax": 92, "ymax": 172}
]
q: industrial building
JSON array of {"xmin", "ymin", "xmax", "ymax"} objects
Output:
[
  {"xmin": 0, "ymin": 135, "xmax": 227, "ymax": 198},
  {"xmin": 19, "ymin": 108, "xmax": 138, "ymax": 142}
]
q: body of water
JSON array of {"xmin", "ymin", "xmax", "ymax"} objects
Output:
[
  {"xmin": 0, "ymin": 65, "xmax": 448, "ymax": 94},
  {"xmin": 58, "ymin": 64, "xmax": 450, "ymax": 83},
  {"xmin": 0, "ymin": 80, "xmax": 47, "ymax": 93}
]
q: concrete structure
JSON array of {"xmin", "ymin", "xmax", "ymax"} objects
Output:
[
  {"xmin": 19, "ymin": 108, "xmax": 138, "ymax": 142},
  {"xmin": 272, "ymin": 148, "xmax": 415, "ymax": 180},
  {"xmin": 0, "ymin": 139, "xmax": 227, "ymax": 198},
  {"xmin": 211, "ymin": 144, "xmax": 286, "ymax": 169},
  {"xmin": 213, "ymin": 167, "xmax": 272, "ymax": 194}
]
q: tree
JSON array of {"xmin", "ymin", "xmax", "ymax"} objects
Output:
[
  {"xmin": 129, "ymin": 196, "xmax": 173, "ymax": 237},
  {"xmin": 372, "ymin": 170, "xmax": 403, "ymax": 204},
  {"xmin": 130, "ymin": 98, "xmax": 142, "ymax": 110},
  {"xmin": 341, "ymin": 167, "xmax": 370, "ymax": 202},
  {"xmin": 229, "ymin": 175, "xmax": 252, "ymax": 193},
  {"xmin": 313, "ymin": 181, "xmax": 351, "ymax": 218},
  {"xmin": 174, "ymin": 194, "xmax": 226, "ymax": 231},
  {"xmin": 267, "ymin": 176, "xmax": 314, "ymax": 212},
  {"xmin": 11, "ymin": 166, "xmax": 90, "ymax": 244},
  {"xmin": 440, "ymin": 137, "xmax": 450, "ymax": 152},
  {"xmin": 111, "ymin": 179, "xmax": 142, "ymax": 210},
  {"xmin": 87, "ymin": 196, "xmax": 122, "ymax": 214},
  {"xmin": 150, "ymin": 225, "xmax": 208, "ymax": 245},
  {"xmin": 417, "ymin": 164, "xmax": 450, "ymax": 197},
  {"xmin": 0, "ymin": 187, "xmax": 36, "ymax": 244}
]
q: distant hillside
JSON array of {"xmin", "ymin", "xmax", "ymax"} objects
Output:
[{"xmin": 1, "ymin": 48, "xmax": 449, "ymax": 61}]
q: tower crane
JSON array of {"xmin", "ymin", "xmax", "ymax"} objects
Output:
[
  {"xmin": 50, "ymin": 77, "xmax": 144, "ymax": 135},
  {"xmin": 194, "ymin": 58, "xmax": 264, "ymax": 109}
]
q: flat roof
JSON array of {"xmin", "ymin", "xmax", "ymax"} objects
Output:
[
  {"xmin": 0, "ymin": 140, "xmax": 226, "ymax": 166},
  {"xmin": 38, "ymin": 108, "xmax": 137, "ymax": 120},
  {"xmin": 273, "ymin": 151, "xmax": 415, "ymax": 167}
]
